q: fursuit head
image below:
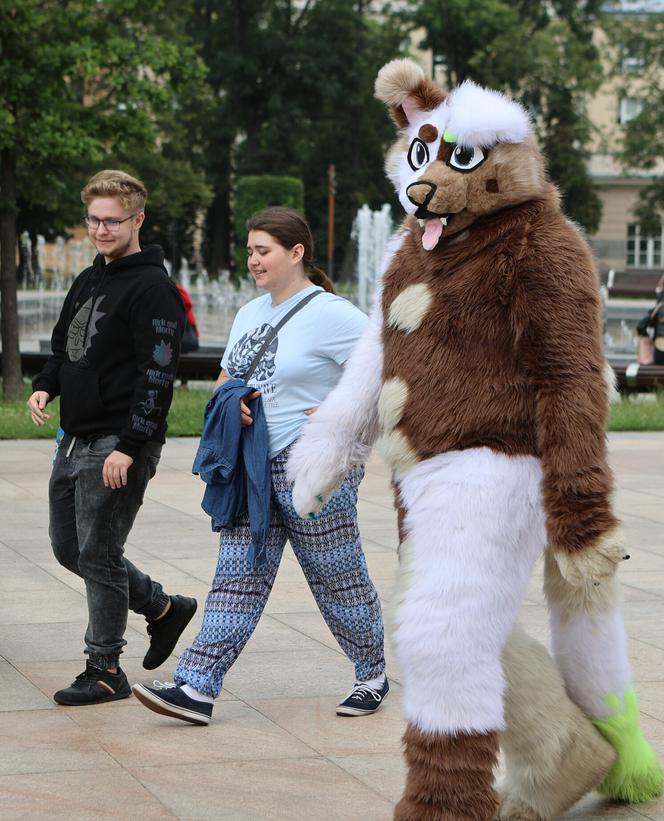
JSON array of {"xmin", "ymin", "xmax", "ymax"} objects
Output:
[
  {"xmin": 377, "ymin": 58, "xmax": 544, "ymax": 250},
  {"xmin": 287, "ymin": 58, "xmax": 662, "ymax": 820}
]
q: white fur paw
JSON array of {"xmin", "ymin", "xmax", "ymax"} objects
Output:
[
  {"xmin": 291, "ymin": 479, "xmax": 330, "ymax": 519},
  {"xmin": 555, "ymin": 527, "xmax": 627, "ymax": 587},
  {"xmin": 286, "ymin": 424, "xmax": 350, "ymax": 517}
]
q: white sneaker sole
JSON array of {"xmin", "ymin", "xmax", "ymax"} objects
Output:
[{"xmin": 132, "ymin": 683, "xmax": 210, "ymax": 725}]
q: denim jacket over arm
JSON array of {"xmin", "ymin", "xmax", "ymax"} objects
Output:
[{"xmin": 192, "ymin": 378, "xmax": 271, "ymax": 566}]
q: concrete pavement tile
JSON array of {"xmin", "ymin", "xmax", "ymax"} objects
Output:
[
  {"xmin": 330, "ymin": 753, "xmax": 406, "ymax": 804},
  {"xmin": 263, "ymin": 579, "xmax": 319, "ymax": 614},
  {"xmin": 0, "ymin": 542, "xmax": 39, "ymax": 564},
  {"xmin": 0, "ymin": 537, "xmax": 52, "ymax": 558},
  {"xmin": 0, "ymin": 562, "xmax": 72, "ymax": 593},
  {"xmin": 0, "ymin": 589, "xmax": 86, "ymax": 625},
  {"xmin": 356, "ymin": 502, "xmax": 398, "ymax": 529},
  {"xmin": 239, "ymin": 614, "xmax": 334, "ymax": 655},
  {"xmin": 629, "ymin": 641, "xmax": 664, "ymax": 683},
  {"xmin": 270, "ymin": 611, "xmax": 402, "ymax": 685},
  {"xmin": 0, "ymin": 709, "xmax": 119, "ymax": 775},
  {"xmin": 363, "ymin": 551, "xmax": 399, "ymax": 581},
  {"xmin": 126, "ymin": 532, "xmax": 217, "ymax": 558},
  {"xmin": 359, "ymin": 538, "xmax": 396, "ymax": 553},
  {"xmin": 625, "ymin": 504, "xmax": 664, "ymax": 525},
  {"xmin": 621, "ymin": 573, "xmax": 664, "ymax": 600},
  {"xmin": 130, "ymin": 757, "xmax": 393, "ymax": 821},
  {"xmin": 222, "ymin": 648, "xmax": 353, "ymax": 701},
  {"xmin": 635, "ymin": 682, "xmax": 664, "ymax": 724},
  {"xmin": 66, "ymin": 699, "xmax": 314, "ymax": 768},
  {"xmin": 0, "ymin": 662, "xmax": 53, "ymax": 711},
  {"xmin": 621, "ymin": 601, "xmax": 664, "ymax": 648},
  {"xmin": 249, "ymin": 692, "xmax": 405, "ymax": 757},
  {"xmin": 0, "ymin": 768, "xmax": 176, "ymax": 819},
  {"xmin": 360, "ymin": 527, "xmax": 399, "ymax": 550},
  {"xmin": 2, "ymin": 623, "xmax": 146, "ymax": 663}
]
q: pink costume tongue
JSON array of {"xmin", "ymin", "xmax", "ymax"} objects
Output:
[{"xmin": 422, "ymin": 218, "xmax": 443, "ymax": 251}]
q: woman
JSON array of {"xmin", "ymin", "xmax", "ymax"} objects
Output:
[
  {"xmin": 133, "ymin": 207, "xmax": 388, "ymax": 724},
  {"xmin": 636, "ymin": 275, "xmax": 664, "ymax": 364}
]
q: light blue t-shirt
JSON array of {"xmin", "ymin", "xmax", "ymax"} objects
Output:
[{"xmin": 221, "ymin": 285, "xmax": 367, "ymax": 458}]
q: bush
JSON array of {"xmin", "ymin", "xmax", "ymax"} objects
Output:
[{"xmin": 234, "ymin": 175, "xmax": 305, "ymax": 274}]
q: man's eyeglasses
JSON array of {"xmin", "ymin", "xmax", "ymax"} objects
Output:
[{"xmin": 85, "ymin": 214, "xmax": 136, "ymax": 232}]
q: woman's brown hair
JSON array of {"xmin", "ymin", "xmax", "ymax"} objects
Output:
[{"xmin": 246, "ymin": 207, "xmax": 335, "ymax": 294}]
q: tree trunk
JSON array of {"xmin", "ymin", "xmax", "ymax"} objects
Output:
[
  {"xmin": 206, "ymin": 192, "xmax": 229, "ymax": 275},
  {"xmin": 0, "ymin": 147, "xmax": 23, "ymax": 400}
]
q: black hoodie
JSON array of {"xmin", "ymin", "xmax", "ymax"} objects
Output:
[{"xmin": 33, "ymin": 245, "xmax": 185, "ymax": 459}]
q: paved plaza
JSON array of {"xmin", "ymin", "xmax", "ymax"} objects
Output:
[{"xmin": 1, "ymin": 434, "xmax": 664, "ymax": 820}]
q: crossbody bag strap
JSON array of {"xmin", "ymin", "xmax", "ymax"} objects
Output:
[{"xmin": 242, "ymin": 290, "xmax": 322, "ymax": 382}]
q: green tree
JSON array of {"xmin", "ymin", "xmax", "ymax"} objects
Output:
[
  {"xmin": 405, "ymin": 0, "xmax": 605, "ymax": 232},
  {"xmin": 188, "ymin": 0, "xmax": 407, "ymax": 279},
  {"xmin": 0, "ymin": 0, "xmax": 208, "ymax": 400},
  {"xmin": 603, "ymin": 7, "xmax": 664, "ymax": 236}
]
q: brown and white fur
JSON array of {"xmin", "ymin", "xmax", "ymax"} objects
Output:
[{"xmin": 287, "ymin": 59, "xmax": 648, "ymax": 819}]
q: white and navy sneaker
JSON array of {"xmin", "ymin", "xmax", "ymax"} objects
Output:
[
  {"xmin": 336, "ymin": 677, "xmax": 389, "ymax": 716},
  {"xmin": 132, "ymin": 681, "xmax": 212, "ymax": 725}
]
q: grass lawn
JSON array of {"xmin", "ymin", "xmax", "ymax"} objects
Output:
[
  {"xmin": 2, "ymin": 381, "xmax": 664, "ymax": 440},
  {"xmin": 0, "ymin": 383, "xmax": 210, "ymax": 440}
]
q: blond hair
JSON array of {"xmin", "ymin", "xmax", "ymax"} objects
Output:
[{"xmin": 81, "ymin": 169, "xmax": 147, "ymax": 212}]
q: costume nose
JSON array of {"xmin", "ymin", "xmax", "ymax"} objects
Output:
[{"xmin": 406, "ymin": 181, "xmax": 437, "ymax": 216}]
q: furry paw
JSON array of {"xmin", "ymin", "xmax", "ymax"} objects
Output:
[
  {"xmin": 286, "ymin": 434, "xmax": 345, "ymax": 518},
  {"xmin": 555, "ymin": 527, "xmax": 627, "ymax": 587}
]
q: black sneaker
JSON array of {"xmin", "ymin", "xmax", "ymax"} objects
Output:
[
  {"xmin": 53, "ymin": 662, "xmax": 131, "ymax": 706},
  {"xmin": 336, "ymin": 677, "xmax": 389, "ymax": 716},
  {"xmin": 143, "ymin": 595, "xmax": 197, "ymax": 670},
  {"xmin": 132, "ymin": 681, "xmax": 212, "ymax": 725}
]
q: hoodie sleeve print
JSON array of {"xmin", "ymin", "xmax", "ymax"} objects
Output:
[
  {"xmin": 31, "ymin": 277, "xmax": 83, "ymax": 398},
  {"xmin": 115, "ymin": 281, "xmax": 185, "ymax": 459},
  {"xmin": 519, "ymin": 230, "xmax": 620, "ymax": 558}
]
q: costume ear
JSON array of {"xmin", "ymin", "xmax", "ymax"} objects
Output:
[
  {"xmin": 402, "ymin": 95, "xmax": 423, "ymax": 124},
  {"xmin": 375, "ymin": 58, "xmax": 446, "ymax": 129}
]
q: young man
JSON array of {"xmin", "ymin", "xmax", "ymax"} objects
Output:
[{"xmin": 27, "ymin": 170, "xmax": 197, "ymax": 705}]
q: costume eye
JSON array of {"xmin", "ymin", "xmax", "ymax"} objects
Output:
[
  {"xmin": 407, "ymin": 138, "xmax": 430, "ymax": 171},
  {"xmin": 448, "ymin": 145, "xmax": 486, "ymax": 172}
]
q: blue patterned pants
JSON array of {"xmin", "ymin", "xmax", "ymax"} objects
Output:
[{"xmin": 175, "ymin": 447, "xmax": 386, "ymax": 697}]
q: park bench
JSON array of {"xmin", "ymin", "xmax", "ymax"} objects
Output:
[
  {"xmin": 610, "ymin": 361, "xmax": 664, "ymax": 394},
  {"xmin": 8, "ymin": 349, "xmax": 225, "ymax": 383},
  {"xmin": 8, "ymin": 352, "xmax": 664, "ymax": 395},
  {"xmin": 605, "ymin": 269, "xmax": 662, "ymax": 299}
]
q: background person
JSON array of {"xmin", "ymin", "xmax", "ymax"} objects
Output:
[
  {"xmin": 27, "ymin": 169, "xmax": 197, "ymax": 706},
  {"xmin": 636, "ymin": 275, "xmax": 664, "ymax": 365},
  {"xmin": 132, "ymin": 206, "xmax": 388, "ymax": 725}
]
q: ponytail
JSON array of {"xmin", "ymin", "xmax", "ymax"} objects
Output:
[{"xmin": 309, "ymin": 265, "xmax": 336, "ymax": 294}]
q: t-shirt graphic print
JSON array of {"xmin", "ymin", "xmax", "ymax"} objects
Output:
[{"xmin": 226, "ymin": 323, "xmax": 278, "ymax": 382}]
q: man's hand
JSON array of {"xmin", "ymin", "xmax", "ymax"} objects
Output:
[
  {"xmin": 27, "ymin": 391, "xmax": 51, "ymax": 426},
  {"xmin": 103, "ymin": 450, "xmax": 134, "ymax": 489},
  {"xmin": 240, "ymin": 390, "xmax": 260, "ymax": 426}
]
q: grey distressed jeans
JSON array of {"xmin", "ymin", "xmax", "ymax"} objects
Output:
[{"xmin": 49, "ymin": 433, "xmax": 169, "ymax": 669}]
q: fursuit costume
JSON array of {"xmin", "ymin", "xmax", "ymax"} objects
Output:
[{"xmin": 287, "ymin": 59, "xmax": 663, "ymax": 820}]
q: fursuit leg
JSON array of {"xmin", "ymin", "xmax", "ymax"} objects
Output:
[
  {"xmin": 497, "ymin": 624, "xmax": 615, "ymax": 820},
  {"xmin": 544, "ymin": 550, "xmax": 663, "ymax": 803},
  {"xmin": 392, "ymin": 449, "xmax": 545, "ymax": 820}
]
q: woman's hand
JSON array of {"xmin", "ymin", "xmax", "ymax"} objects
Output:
[{"xmin": 241, "ymin": 390, "xmax": 261, "ymax": 426}]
